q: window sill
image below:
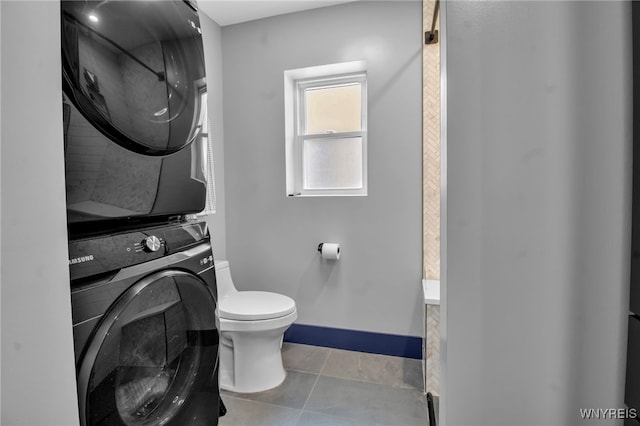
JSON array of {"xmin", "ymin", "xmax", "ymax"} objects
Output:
[{"xmin": 287, "ymin": 193, "xmax": 368, "ymax": 198}]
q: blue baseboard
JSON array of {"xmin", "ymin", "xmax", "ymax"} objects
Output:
[{"xmin": 283, "ymin": 323, "xmax": 422, "ymax": 360}]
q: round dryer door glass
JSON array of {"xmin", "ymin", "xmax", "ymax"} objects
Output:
[
  {"xmin": 78, "ymin": 271, "xmax": 218, "ymax": 426},
  {"xmin": 61, "ymin": 1, "xmax": 206, "ymax": 155}
]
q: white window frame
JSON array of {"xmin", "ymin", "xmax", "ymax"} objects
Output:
[{"xmin": 284, "ymin": 61, "xmax": 368, "ymax": 197}]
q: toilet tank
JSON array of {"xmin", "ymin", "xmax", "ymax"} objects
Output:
[{"xmin": 214, "ymin": 260, "xmax": 238, "ymax": 299}]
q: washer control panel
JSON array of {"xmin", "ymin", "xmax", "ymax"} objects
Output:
[
  {"xmin": 68, "ymin": 221, "xmax": 207, "ymax": 281},
  {"xmin": 140, "ymin": 235, "xmax": 163, "ymax": 253}
]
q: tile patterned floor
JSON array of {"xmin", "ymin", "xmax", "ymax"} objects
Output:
[{"xmin": 219, "ymin": 343, "xmax": 432, "ymax": 426}]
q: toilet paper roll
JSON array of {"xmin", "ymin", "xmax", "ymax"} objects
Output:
[{"xmin": 319, "ymin": 243, "xmax": 341, "ymax": 260}]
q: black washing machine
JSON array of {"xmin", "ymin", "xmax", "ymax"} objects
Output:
[
  {"xmin": 69, "ymin": 221, "xmax": 219, "ymax": 426},
  {"xmin": 61, "ymin": 0, "xmax": 208, "ymax": 235}
]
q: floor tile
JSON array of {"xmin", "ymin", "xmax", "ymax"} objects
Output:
[
  {"xmin": 321, "ymin": 348, "xmax": 423, "ymax": 389},
  {"xmin": 218, "ymin": 396, "xmax": 301, "ymax": 426},
  {"xmin": 222, "ymin": 369, "xmax": 319, "ymax": 410},
  {"xmin": 304, "ymin": 375, "xmax": 428, "ymax": 426},
  {"xmin": 297, "ymin": 411, "xmax": 372, "ymax": 426},
  {"xmin": 283, "ymin": 343, "xmax": 331, "ymax": 374}
]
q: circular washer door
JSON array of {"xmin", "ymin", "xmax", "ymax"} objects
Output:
[
  {"xmin": 77, "ymin": 270, "xmax": 219, "ymax": 426},
  {"xmin": 61, "ymin": 0, "xmax": 206, "ymax": 155}
]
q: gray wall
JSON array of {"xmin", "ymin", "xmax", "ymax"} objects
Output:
[
  {"xmin": 1, "ymin": 2, "xmax": 79, "ymax": 424},
  {"xmin": 443, "ymin": 1, "xmax": 631, "ymax": 425},
  {"xmin": 221, "ymin": 1, "xmax": 423, "ymax": 336},
  {"xmin": 201, "ymin": 13, "xmax": 227, "ymax": 260}
]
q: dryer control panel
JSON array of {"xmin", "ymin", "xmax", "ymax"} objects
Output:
[
  {"xmin": 68, "ymin": 221, "xmax": 207, "ymax": 282},
  {"xmin": 141, "ymin": 235, "xmax": 162, "ymax": 252}
]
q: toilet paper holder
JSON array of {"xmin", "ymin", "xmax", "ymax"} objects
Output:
[
  {"xmin": 317, "ymin": 243, "xmax": 341, "ymax": 260},
  {"xmin": 317, "ymin": 243, "xmax": 338, "ymax": 253}
]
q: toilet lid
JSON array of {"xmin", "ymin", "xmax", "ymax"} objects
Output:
[{"xmin": 219, "ymin": 291, "xmax": 296, "ymax": 321}]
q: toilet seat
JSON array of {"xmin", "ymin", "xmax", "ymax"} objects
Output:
[
  {"xmin": 219, "ymin": 309, "xmax": 297, "ymax": 333},
  {"xmin": 219, "ymin": 291, "xmax": 296, "ymax": 321}
]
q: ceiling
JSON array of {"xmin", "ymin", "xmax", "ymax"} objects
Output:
[{"xmin": 198, "ymin": 0, "xmax": 359, "ymax": 27}]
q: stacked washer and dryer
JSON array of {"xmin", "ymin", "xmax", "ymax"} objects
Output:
[{"xmin": 61, "ymin": 1, "xmax": 220, "ymax": 425}]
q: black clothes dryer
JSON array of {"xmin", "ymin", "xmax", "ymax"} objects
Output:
[
  {"xmin": 69, "ymin": 221, "xmax": 219, "ymax": 426},
  {"xmin": 61, "ymin": 0, "xmax": 208, "ymax": 235}
]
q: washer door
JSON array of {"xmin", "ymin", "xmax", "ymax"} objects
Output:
[
  {"xmin": 61, "ymin": 0, "xmax": 206, "ymax": 156},
  {"xmin": 77, "ymin": 270, "xmax": 219, "ymax": 426}
]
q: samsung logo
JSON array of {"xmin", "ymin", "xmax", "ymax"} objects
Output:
[{"xmin": 69, "ymin": 255, "xmax": 94, "ymax": 265}]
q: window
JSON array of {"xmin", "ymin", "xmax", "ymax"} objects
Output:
[{"xmin": 285, "ymin": 61, "xmax": 367, "ymax": 196}]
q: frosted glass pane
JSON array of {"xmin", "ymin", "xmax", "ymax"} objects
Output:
[
  {"xmin": 305, "ymin": 84, "xmax": 361, "ymax": 134},
  {"xmin": 303, "ymin": 137, "xmax": 363, "ymax": 190}
]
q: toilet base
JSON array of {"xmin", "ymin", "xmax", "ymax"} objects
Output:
[{"xmin": 219, "ymin": 313, "xmax": 296, "ymax": 393}]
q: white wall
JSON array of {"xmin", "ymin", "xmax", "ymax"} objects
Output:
[
  {"xmin": 1, "ymin": 2, "xmax": 79, "ymax": 425},
  {"xmin": 220, "ymin": 1, "xmax": 423, "ymax": 337},
  {"xmin": 443, "ymin": 1, "xmax": 631, "ymax": 425},
  {"xmin": 200, "ymin": 13, "xmax": 227, "ymax": 261}
]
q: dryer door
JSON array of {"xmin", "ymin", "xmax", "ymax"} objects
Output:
[
  {"xmin": 77, "ymin": 270, "xmax": 219, "ymax": 426},
  {"xmin": 61, "ymin": 0, "xmax": 208, "ymax": 228},
  {"xmin": 61, "ymin": 0, "xmax": 206, "ymax": 156}
]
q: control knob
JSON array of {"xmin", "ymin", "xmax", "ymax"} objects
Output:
[{"xmin": 142, "ymin": 235, "xmax": 162, "ymax": 252}]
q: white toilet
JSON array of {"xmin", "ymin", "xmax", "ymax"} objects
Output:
[{"xmin": 214, "ymin": 260, "xmax": 297, "ymax": 393}]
